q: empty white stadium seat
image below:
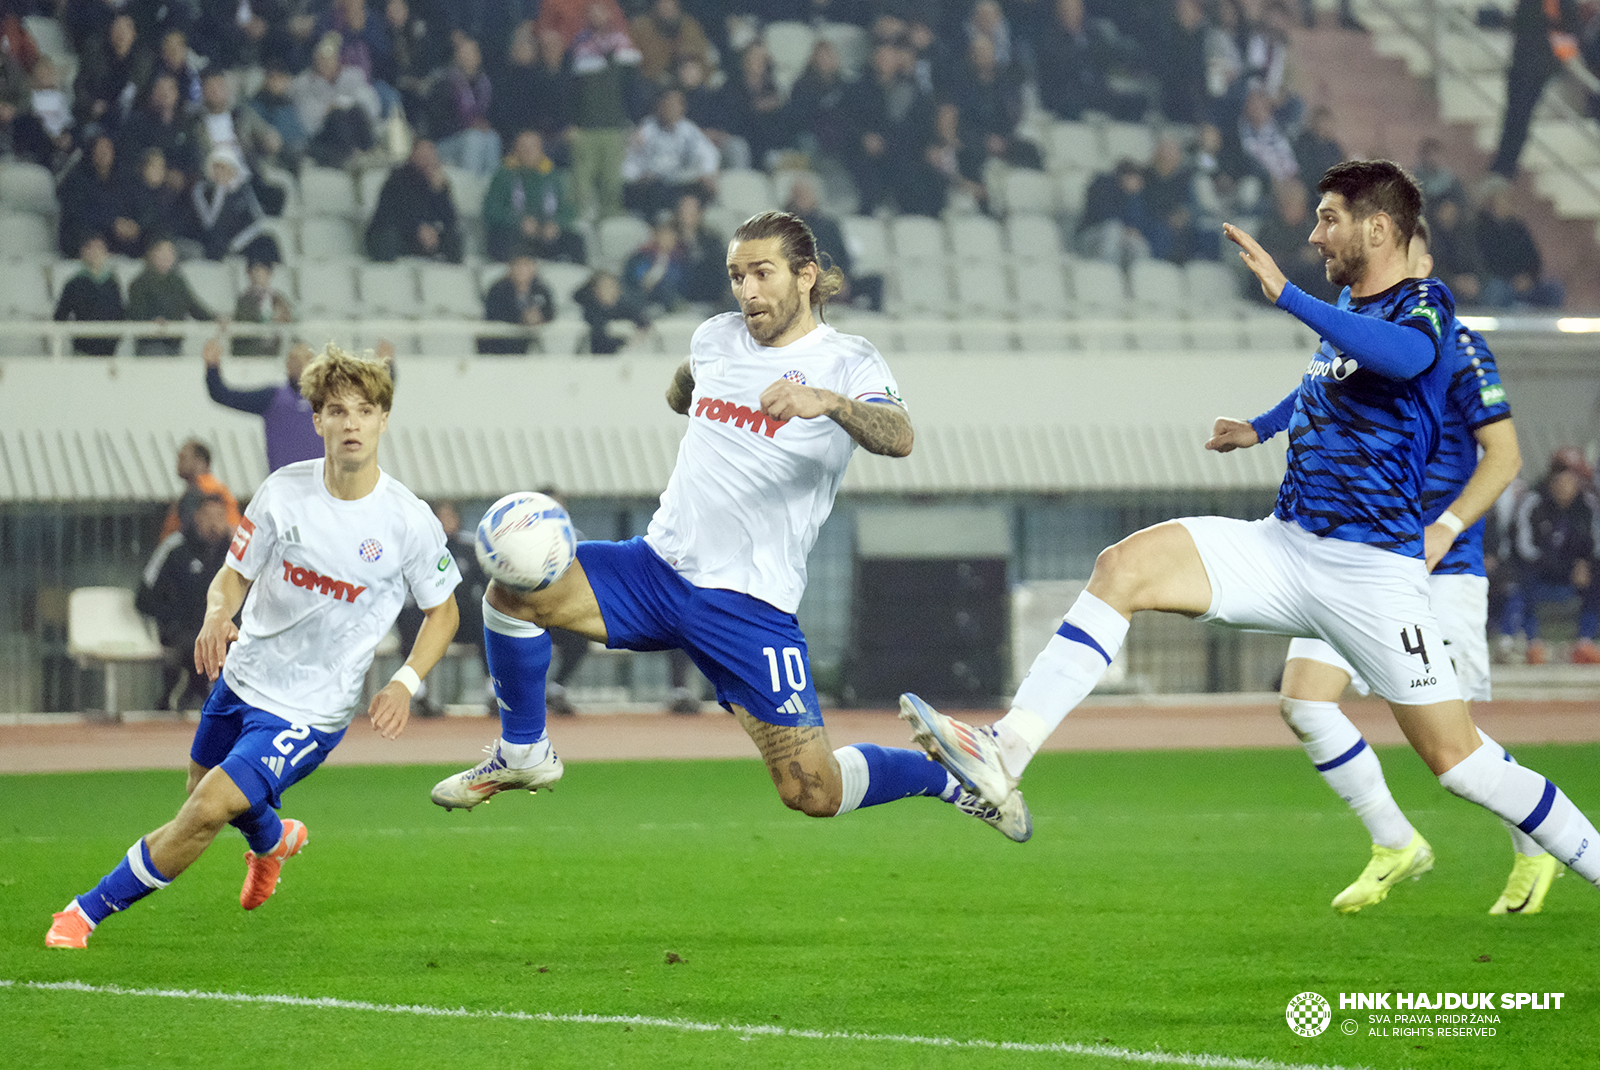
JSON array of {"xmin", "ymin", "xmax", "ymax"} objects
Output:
[
  {"xmin": 717, "ymin": 168, "xmax": 777, "ymax": 219},
  {"xmin": 764, "ymin": 21, "xmax": 817, "ymax": 92},
  {"xmin": 1054, "ymin": 170, "xmax": 1092, "ymax": 216},
  {"xmin": 1011, "ymin": 263, "xmax": 1071, "ymax": 317},
  {"xmin": 294, "ymin": 262, "xmax": 359, "ymax": 318},
  {"xmin": 654, "ymin": 316, "xmax": 700, "ymax": 358},
  {"xmin": 539, "ymin": 319, "xmax": 588, "ymax": 356},
  {"xmin": 299, "ymin": 166, "xmax": 361, "ymax": 219},
  {"xmin": 182, "ymin": 259, "xmax": 238, "ymax": 315},
  {"xmin": 889, "ymin": 264, "xmax": 955, "ymax": 317},
  {"xmin": 594, "ymin": 214, "xmax": 651, "ymax": 273},
  {"xmin": 1047, "ymin": 121, "xmax": 1100, "ymax": 172},
  {"xmin": 771, "ymin": 168, "xmax": 822, "ymax": 208},
  {"xmin": 1128, "ymin": 260, "xmax": 1187, "ymax": 308},
  {"xmin": 0, "ymin": 261, "xmax": 51, "ymax": 317},
  {"xmin": 538, "ymin": 261, "xmax": 593, "ymax": 316},
  {"xmin": 839, "ymin": 214, "xmax": 889, "ymax": 275},
  {"xmin": 1183, "ymin": 261, "xmax": 1242, "ymax": 312},
  {"xmin": 953, "ymin": 261, "xmax": 1013, "ymax": 318},
  {"xmin": 1005, "ymin": 213, "xmax": 1065, "ymax": 262},
  {"xmin": 953, "ymin": 321, "xmax": 1015, "ymax": 352},
  {"xmin": 948, "ymin": 215, "xmax": 1005, "ymax": 264},
  {"xmin": 888, "ymin": 215, "xmax": 946, "ymax": 260},
  {"xmin": 1068, "ymin": 259, "xmax": 1128, "ymax": 315},
  {"xmin": 68, "ymin": 587, "xmax": 162, "ymax": 718},
  {"xmin": 894, "ymin": 320, "xmax": 957, "ymax": 352},
  {"xmin": 416, "ymin": 262, "xmax": 482, "ymax": 318},
  {"xmin": 0, "ymin": 161, "xmax": 57, "ymax": 217},
  {"xmin": 358, "ymin": 168, "xmax": 389, "ymax": 217},
  {"xmin": 1000, "ymin": 168, "xmax": 1058, "ymax": 216},
  {"xmin": 444, "ymin": 166, "xmax": 489, "ymax": 219},
  {"xmin": 1102, "ymin": 122, "xmax": 1154, "ymax": 165},
  {"xmin": 298, "ymin": 217, "xmax": 362, "ymax": 260},
  {"xmin": 815, "ymin": 20, "xmax": 869, "ymax": 76},
  {"xmin": 0, "ymin": 212, "xmax": 53, "ymax": 259},
  {"xmin": 359, "ymin": 262, "xmax": 419, "ymax": 317}
]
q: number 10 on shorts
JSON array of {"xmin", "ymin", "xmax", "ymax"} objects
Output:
[{"xmin": 762, "ymin": 646, "xmax": 807, "ymax": 692}]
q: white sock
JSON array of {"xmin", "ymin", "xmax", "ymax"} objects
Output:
[
  {"xmin": 996, "ymin": 591, "xmax": 1130, "ymax": 774},
  {"xmin": 1281, "ymin": 698, "xmax": 1413, "ymax": 849},
  {"xmin": 1475, "ymin": 729, "xmax": 1546, "ymax": 857},
  {"xmin": 1439, "ymin": 744, "xmax": 1600, "ymax": 885},
  {"xmin": 833, "ymin": 745, "xmax": 870, "ymax": 816},
  {"xmin": 497, "ymin": 736, "xmax": 551, "ymax": 769}
]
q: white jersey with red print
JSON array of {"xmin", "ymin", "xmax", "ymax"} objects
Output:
[
  {"xmin": 645, "ymin": 312, "xmax": 904, "ymax": 613},
  {"xmin": 222, "ymin": 459, "xmax": 461, "ymax": 730}
]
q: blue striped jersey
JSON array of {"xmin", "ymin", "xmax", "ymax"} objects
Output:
[
  {"xmin": 1273, "ymin": 277, "xmax": 1455, "ymax": 558},
  {"xmin": 1425, "ymin": 324, "xmax": 1511, "ymax": 576}
]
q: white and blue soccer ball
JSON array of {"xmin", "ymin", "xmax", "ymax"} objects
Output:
[{"xmin": 474, "ymin": 491, "xmax": 577, "ymax": 592}]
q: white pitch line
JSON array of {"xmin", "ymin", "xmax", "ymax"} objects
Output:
[{"xmin": 0, "ymin": 979, "xmax": 1389, "ymax": 1070}]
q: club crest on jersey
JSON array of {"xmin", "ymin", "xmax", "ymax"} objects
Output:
[
  {"xmin": 782, "ymin": 369, "xmax": 807, "ymax": 385},
  {"xmin": 358, "ymin": 539, "xmax": 383, "ymax": 562},
  {"xmin": 694, "ymin": 395, "xmax": 787, "ymax": 438}
]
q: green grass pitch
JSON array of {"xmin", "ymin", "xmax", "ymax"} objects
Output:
[{"xmin": 2, "ymin": 744, "xmax": 1596, "ymax": 1070}]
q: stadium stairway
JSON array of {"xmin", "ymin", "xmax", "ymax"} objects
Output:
[{"xmin": 1291, "ymin": 24, "xmax": 1600, "ymax": 311}]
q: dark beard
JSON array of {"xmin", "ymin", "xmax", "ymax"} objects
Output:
[{"xmin": 1326, "ymin": 245, "xmax": 1367, "ymax": 288}]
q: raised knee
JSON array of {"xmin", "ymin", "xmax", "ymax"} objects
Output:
[{"xmin": 773, "ymin": 774, "xmax": 842, "ymax": 818}]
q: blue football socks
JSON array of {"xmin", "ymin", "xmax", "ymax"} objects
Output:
[{"xmin": 79, "ymin": 839, "xmax": 171, "ymax": 925}]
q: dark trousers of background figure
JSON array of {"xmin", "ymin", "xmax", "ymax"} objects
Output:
[{"xmin": 1492, "ymin": 37, "xmax": 1565, "ymax": 177}]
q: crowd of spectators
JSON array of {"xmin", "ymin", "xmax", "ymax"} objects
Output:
[{"xmin": 4, "ymin": 0, "xmax": 1582, "ymax": 358}]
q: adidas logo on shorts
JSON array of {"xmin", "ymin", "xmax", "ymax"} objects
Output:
[{"xmin": 777, "ymin": 692, "xmax": 808, "ymax": 718}]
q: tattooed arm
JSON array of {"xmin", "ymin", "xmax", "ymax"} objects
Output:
[
  {"xmin": 665, "ymin": 359, "xmax": 695, "ymax": 415},
  {"xmin": 758, "ymin": 381, "xmax": 915, "ymax": 457}
]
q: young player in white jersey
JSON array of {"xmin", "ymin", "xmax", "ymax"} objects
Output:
[
  {"xmin": 899, "ymin": 161, "xmax": 1600, "ymax": 903},
  {"xmin": 1265, "ymin": 225, "xmax": 1556, "ymax": 915},
  {"xmin": 431, "ymin": 210, "xmax": 1032, "ymax": 839},
  {"xmin": 47, "ymin": 346, "xmax": 462, "ymax": 949}
]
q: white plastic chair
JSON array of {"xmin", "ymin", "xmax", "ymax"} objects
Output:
[{"xmin": 68, "ymin": 587, "xmax": 163, "ymax": 717}]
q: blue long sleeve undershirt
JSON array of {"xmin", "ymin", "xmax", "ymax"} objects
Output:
[
  {"xmin": 1275, "ymin": 282, "xmax": 1437, "ymax": 379},
  {"xmin": 1250, "ymin": 388, "xmax": 1298, "ymax": 442}
]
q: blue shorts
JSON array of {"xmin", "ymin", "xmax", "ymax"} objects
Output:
[
  {"xmin": 191, "ymin": 680, "xmax": 346, "ymax": 809},
  {"xmin": 577, "ymin": 537, "xmax": 823, "ymax": 727}
]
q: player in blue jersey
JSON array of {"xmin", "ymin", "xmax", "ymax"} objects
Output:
[
  {"xmin": 1259, "ymin": 222, "xmax": 1556, "ymax": 915},
  {"xmin": 899, "ymin": 160, "xmax": 1600, "ymax": 903}
]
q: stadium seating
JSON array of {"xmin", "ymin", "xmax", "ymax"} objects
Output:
[
  {"xmin": 764, "ymin": 21, "xmax": 816, "ymax": 93},
  {"xmin": 183, "ymin": 260, "xmax": 238, "ymax": 315},
  {"xmin": 0, "ymin": 161, "xmax": 56, "ymax": 218},
  {"xmin": 595, "ymin": 215, "xmax": 651, "ymax": 274},
  {"xmin": 948, "ymin": 215, "xmax": 1005, "ymax": 265},
  {"xmin": 0, "ymin": 212, "xmax": 53, "ymax": 260},
  {"xmin": 359, "ymin": 262, "xmax": 419, "ymax": 318},
  {"xmin": 1004, "ymin": 213, "xmax": 1065, "ymax": 263},
  {"xmin": 66, "ymin": 586, "xmax": 163, "ymax": 718},
  {"xmin": 717, "ymin": 168, "xmax": 778, "ymax": 220},
  {"xmin": 300, "ymin": 166, "xmax": 362, "ymax": 220},
  {"xmin": 1068, "ymin": 260, "xmax": 1129, "ymax": 316},
  {"xmin": 416, "ymin": 262, "xmax": 481, "ymax": 319},
  {"xmin": 298, "ymin": 217, "xmax": 363, "ymax": 261},
  {"xmin": 295, "ymin": 262, "xmax": 361, "ymax": 319},
  {"xmin": 839, "ymin": 215, "xmax": 890, "ymax": 276}
]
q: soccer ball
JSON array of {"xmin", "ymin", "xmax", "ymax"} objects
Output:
[{"xmin": 474, "ymin": 492, "xmax": 577, "ymax": 592}]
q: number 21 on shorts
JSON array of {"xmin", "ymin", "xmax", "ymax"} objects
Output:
[{"xmin": 762, "ymin": 646, "xmax": 807, "ymax": 692}]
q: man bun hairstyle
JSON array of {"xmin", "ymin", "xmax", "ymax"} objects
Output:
[
  {"xmin": 1317, "ymin": 159, "xmax": 1423, "ymax": 247},
  {"xmin": 299, "ymin": 342, "xmax": 395, "ymax": 413},
  {"xmin": 732, "ymin": 210, "xmax": 845, "ymax": 316}
]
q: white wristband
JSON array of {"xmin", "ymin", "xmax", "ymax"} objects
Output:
[
  {"xmin": 390, "ymin": 665, "xmax": 421, "ymax": 696},
  {"xmin": 1436, "ymin": 510, "xmax": 1465, "ymax": 536}
]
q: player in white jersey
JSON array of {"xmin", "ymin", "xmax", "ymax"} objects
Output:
[
  {"xmin": 47, "ymin": 346, "xmax": 462, "ymax": 949},
  {"xmin": 898, "ymin": 162, "xmax": 1600, "ymax": 906},
  {"xmin": 431, "ymin": 210, "xmax": 1032, "ymax": 839}
]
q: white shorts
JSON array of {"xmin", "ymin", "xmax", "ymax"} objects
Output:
[
  {"xmin": 1287, "ymin": 573, "xmax": 1490, "ymax": 702},
  {"xmin": 1178, "ymin": 515, "xmax": 1461, "ymax": 705}
]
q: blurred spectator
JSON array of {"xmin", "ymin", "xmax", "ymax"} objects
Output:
[
  {"xmin": 538, "ymin": 0, "xmax": 630, "ymax": 51},
  {"xmin": 1476, "ymin": 179, "xmax": 1565, "ymax": 309},
  {"xmin": 1192, "ymin": 121, "xmax": 1266, "ymax": 230},
  {"xmin": 478, "ymin": 247, "xmax": 554, "ymax": 355},
  {"xmin": 193, "ymin": 0, "xmax": 273, "ymax": 69},
  {"xmin": 1292, "ymin": 105, "xmax": 1344, "ymax": 197},
  {"xmin": 25, "ymin": 56, "xmax": 76, "ymax": 168},
  {"xmin": 948, "ymin": 34, "xmax": 1039, "ymax": 171},
  {"xmin": 293, "ymin": 32, "xmax": 381, "ymax": 169},
  {"xmin": 1247, "ymin": 0, "xmax": 1304, "ymax": 129},
  {"xmin": 231, "ymin": 257, "xmax": 295, "ymax": 357},
  {"xmin": 54, "ymin": 234, "xmax": 125, "ymax": 357},
  {"xmin": 1490, "ymin": 0, "xmax": 1579, "ymax": 178},
  {"xmin": 319, "ymin": 0, "xmax": 393, "ymax": 96},
  {"xmin": 116, "ymin": 147, "xmax": 187, "ymax": 258},
  {"xmin": 1412, "ymin": 135, "xmax": 1463, "ymax": 204},
  {"xmin": 575, "ymin": 269, "xmax": 650, "ymax": 354},
  {"xmin": 1037, "ymin": 0, "xmax": 1141, "ymax": 120},
  {"xmin": 622, "ymin": 87, "xmax": 719, "ymax": 221},
  {"xmin": 160, "ymin": 438, "xmax": 243, "ymax": 541},
  {"xmin": 56, "ymin": 134, "xmax": 124, "ymax": 257},
  {"xmin": 0, "ymin": 48, "xmax": 28, "ymax": 160},
  {"xmin": 153, "ymin": 28, "xmax": 203, "ymax": 110},
  {"xmin": 394, "ymin": 500, "xmax": 487, "ymax": 716},
  {"xmin": 703, "ymin": 40, "xmax": 789, "ymax": 171},
  {"xmin": 483, "ymin": 129, "xmax": 586, "ymax": 263},
  {"xmin": 785, "ymin": 172, "xmax": 883, "ymax": 311},
  {"xmin": 1205, "ymin": 0, "xmax": 1248, "ymax": 110},
  {"xmin": 902, "ymin": 100, "xmax": 987, "ymax": 218},
  {"xmin": 967, "ymin": 1, "xmax": 1015, "ymax": 68},
  {"xmin": 489, "ymin": 24, "xmax": 571, "ymax": 158},
  {"xmin": 673, "ymin": 191, "xmax": 731, "ymax": 308},
  {"xmin": 567, "ymin": 1, "xmax": 642, "ymax": 221},
  {"xmin": 116, "ymin": 72, "xmax": 196, "ymax": 187},
  {"xmin": 246, "ymin": 61, "xmax": 308, "ymax": 168},
  {"xmin": 127, "ymin": 238, "xmax": 218, "ymax": 356},
  {"xmin": 428, "ymin": 35, "xmax": 500, "ymax": 176},
  {"xmin": 631, "ymin": 0, "xmax": 714, "ymax": 87},
  {"xmin": 203, "ymin": 336, "xmax": 324, "ymax": 471},
  {"xmin": 1144, "ymin": 136, "xmax": 1208, "ymax": 263},
  {"xmin": 374, "ymin": 0, "xmax": 448, "ymax": 126},
  {"xmin": 1155, "ymin": 0, "xmax": 1210, "ymax": 125},
  {"xmin": 1254, "ymin": 177, "xmax": 1331, "ymax": 299},
  {"xmin": 786, "ymin": 39, "xmax": 851, "ymax": 165},
  {"xmin": 623, "ymin": 213, "xmax": 689, "ymax": 311},
  {"xmin": 364, "ymin": 137, "xmax": 464, "ymax": 262},
  {"xmin": 1427, "ymin": 195, "xmax": 1486, "ymax": 304},
  {"xmin": 72, "ymin": 14, "xmax": 150, "ymax": 137},
  {"xmin": 1237, "ymin": 84, "xmax": 1299, "ymax": 184},
  {"xmin": 191, "ymin": 147, "xmax": 280, "ymax": 262},
  {"xmin": 843, "ymin": 40, "xmax": 934, "ymax": 213},
  {"xmin": 189, "ymin": 66, "xmax": 288, "ymax": 214},
  {"xmin": 1501, "ymin": 449, "xmax": 1600, "ymax": 664},
  {"xmin": 138, "ymin": 494, "xmax": 234, "ymax": 711},
  {"xmin": 1076, "ymin": 158, "xmax": 1167, "ymax": 265}
]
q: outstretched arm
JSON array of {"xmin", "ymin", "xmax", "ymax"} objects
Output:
[
  {"xmin": 666, "ymin": 359, "xmax": 695, "ymax": 414},
  {"xmin": 759, "ymin": 381, "xmax": 914, "ymax": 457}
]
